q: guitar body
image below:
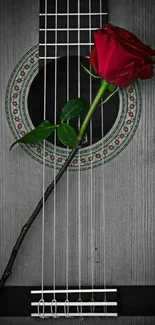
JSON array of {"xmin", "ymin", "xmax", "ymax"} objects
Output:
[{"xmin": 0, "ymin": 0, "xmax": 155, "ymax": 324}]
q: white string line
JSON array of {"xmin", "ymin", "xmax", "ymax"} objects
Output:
[
  {"xmin": 32, "ymin": 313, "xmax": 117, "ymax": 317},
  {"xmin": 32, "ymin": 288, "xmax": 117, "ymax": 293},
  {"xmin": 33, "ymin": 301, "xmax": 117, "ymax": 306},
  {"xmin": 100, "ymin": 0, "xmax": 103, "ymax": 28},
  {"xmin": 88, "ymin": 0, "xmax": 94, "ymax": 301},
  {"xmin": 77, "ymin": 0, "xmax": 81, "ymax": 300},
  {"xmin": 40, "ymin": 57, "xmax": 60, "ymax": 59},
  {"xmin": 100, "ymin": 0, "xmax": 107, "ymax": 303},
  {"xmin": 39, "ymin": 13, "xmax": 108, "ymax": 16},
  {"xmin": 39, "ymin": 43, "xmax": 94, "ymax": 46},
  {"xmin": 66, "ymin": 0, "xmax": 69, "ymax": 302},
  {"xmin": 40, "ymin": 56, "xmax": 88, "ymax": 59},
  {"xmin": 41, "ymin": 0, "xmax": 47, "ymax": 304},
  {"xmin": 53, "ymin": 0, "xmax": 58, "ymax": 301},
  {"xmin": 40, "ymin": 28, "xmax": 98, "ymax": 31}
]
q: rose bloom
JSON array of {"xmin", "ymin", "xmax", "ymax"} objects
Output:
[{"xmin": 90, "ymin": 23, "xmax": 155, "ymax": 87}]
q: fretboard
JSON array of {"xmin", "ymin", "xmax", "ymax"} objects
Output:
[
  {"xmin": 37, "ymin": 0, "xmax": 109, "ymax": 146},
  {"xmin": 39, "ymin": 0, "xmax": 108, "ymax": 60}
]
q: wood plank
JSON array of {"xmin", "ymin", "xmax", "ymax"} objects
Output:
[{"xmin": 0, "ymin": 0, "xmax": 155, "ymax": 324}]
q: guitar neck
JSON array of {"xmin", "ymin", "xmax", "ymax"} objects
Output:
[{"xmin": 39, "ymin": 0, "xmax": 108, "ymax": 62}]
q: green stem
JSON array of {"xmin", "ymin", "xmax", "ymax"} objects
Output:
[
  {"xmin": 77, "ymin": 79, "xmax": 109, "ymax": 142},
  {"xmin": 0, "ymin": 79, "xmax": 110, "ymax": 292}
]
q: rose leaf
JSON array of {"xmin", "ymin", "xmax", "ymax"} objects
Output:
[
  {"xmin": 99, "ymin": 87, "xmax": 119, "ymax": 106},
  {"xmin": 81, "ymin": 62, "xmax": 101, "ymax": 78},
  {"xmin": 60, "ymin": 98, "xmax": 87, "ymax": 123},
  {"xmin": 57, "ymin": 123, "xmax": 77, "ymax": 148},
  {"xmin": 10, "ymin": 120, "xmax": 57, "ymax": 151}
]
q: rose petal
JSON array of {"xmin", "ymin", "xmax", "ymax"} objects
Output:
[
  {"xmin": 89, "ymin": 46, "xmax": 98, "ymax": 72},
  {"xmin": 139, "ymin": 64, "xmax": 154, "ymax": 79},
  {"xmin": 90, "ymin": 23, "xmax": 155, "ymax": 87},
  {"xmin": 105, "ymin": 23, "xmax": 155, "ymax": 55}
]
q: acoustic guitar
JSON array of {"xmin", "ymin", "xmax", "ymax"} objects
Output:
[{"xmin": 0, "ymin": 0, "xmax": 155, "ymax": 324}]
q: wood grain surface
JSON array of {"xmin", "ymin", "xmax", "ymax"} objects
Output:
[{"xmin": 0, "ymin": 0, "xmax": 155, "ymax": 324}]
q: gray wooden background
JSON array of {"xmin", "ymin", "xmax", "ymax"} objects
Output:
[{"xmin": 0, "ymin": 0, "xmax": 155, "ymax": 324}]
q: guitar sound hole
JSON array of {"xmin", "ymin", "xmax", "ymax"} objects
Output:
[{"xmin": 28, "ymin": 56, "xmax": 119, "ymax": 148}]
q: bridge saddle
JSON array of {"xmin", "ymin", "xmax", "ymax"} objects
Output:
[{"xmin": 31, "ymin": 288, "xmax": 117, "ymax": 318}]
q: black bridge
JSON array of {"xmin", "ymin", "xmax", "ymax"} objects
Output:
[{"xmin": 0, "ymin": 286, "xmax": 155, "ymax": 316}]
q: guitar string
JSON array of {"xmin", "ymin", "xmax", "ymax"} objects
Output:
[
  {"xmin": 39, "ymin": 0, "xmax": 107, "ymax": 317},
  {"xmin": 66, "ymin": 0, "xmax": 70, "ymax": 303},
  {"xmin": 41, "ymin": 0, "xmax": 47, "ymax": 307},
  {"xmin": 89, "ymin": 0, "xmax": 94, "ymax": 303},
  {"xmin": 100, "ymin": 0, "xmax": 107, "ymax": 305},
  {"xmin": 53, "ymin": 0, "xmax": 58, "ymax": 302},
  {"xmin": 78, "ymin": 0, "xmax": 81, "ymax": 302}
]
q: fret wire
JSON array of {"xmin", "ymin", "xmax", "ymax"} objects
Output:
[
  {"xmin": 39, "ymin": 13, "xmax": 108, "ymax": 16},
  {"xmin": 39, "ymin": 43, "xmax": 94, "ymax": 46},
  {"xmin": 40, "ymin": 28, "xmax": 98, "ymax": 31},
  {"xmin": 39, "ymin": 56, "xmax": 90, "ymax": 59},
  {"xmin": 40, "ymin": 57, "xmax": 60, "ymax": 59}
]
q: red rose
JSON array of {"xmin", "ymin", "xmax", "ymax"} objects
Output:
[{"xmin": 90, "ymin": 23, "xmax": 155, "ymax": 87}]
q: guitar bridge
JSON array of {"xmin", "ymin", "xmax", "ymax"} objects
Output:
[{"xmin": 31, "ymin": 288, "xmax": 117, "ymax": 318}]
